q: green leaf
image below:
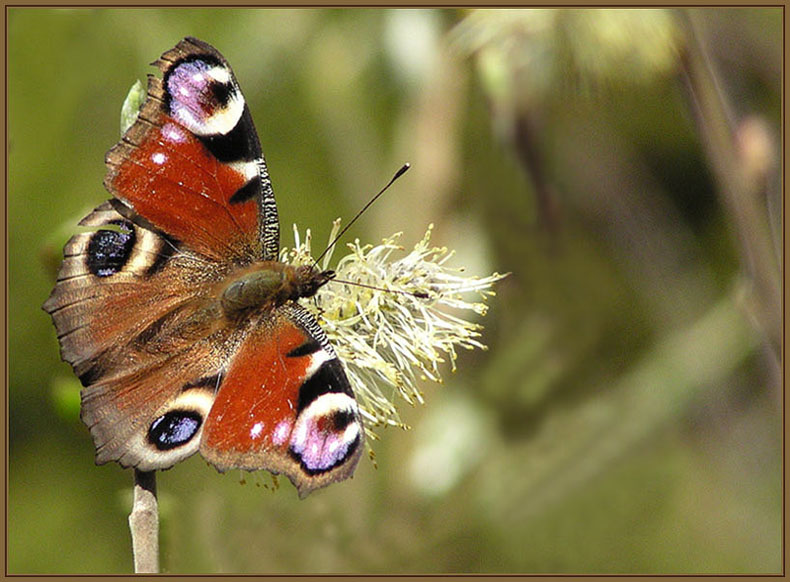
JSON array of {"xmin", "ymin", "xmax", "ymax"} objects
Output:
[{"xmin": 120, "ymin": 79, "xmax": 145, "ymax": 136}]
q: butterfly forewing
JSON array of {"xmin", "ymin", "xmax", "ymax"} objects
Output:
[{"xmin": 105, "ymin": 37, "xmax": 279, "ymax": 262}]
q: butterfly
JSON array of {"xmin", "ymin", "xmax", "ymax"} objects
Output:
[{"xmin": 43, "ymin": 37, "xmax": 364, "ymax": 498}]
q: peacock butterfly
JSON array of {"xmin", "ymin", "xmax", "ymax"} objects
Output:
[{"xmin": 43, "ymin": 37, "xmax": 364, "ymax": 497}]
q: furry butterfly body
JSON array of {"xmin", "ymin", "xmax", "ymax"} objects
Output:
[{"xmin": 43, "ymin": 37, "xmax": 364, "ymax": 497}]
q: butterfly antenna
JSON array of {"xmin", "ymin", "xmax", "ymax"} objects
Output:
[
  {"xmin": 331, "ymin": 276, "xmax": 430, "ymax": 299},
  {"xmin": 313, "ymin": 163, "xmax": 410, "ymax": 268}
]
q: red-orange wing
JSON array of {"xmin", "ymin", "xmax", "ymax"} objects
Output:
[{"xmin": 201, "ymin": 306, "xmax": 364, "ymax": 498}]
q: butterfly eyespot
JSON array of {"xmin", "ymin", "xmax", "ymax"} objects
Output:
[
  {"xmin": 148, "ymin": 410, "xmax": 203, "ymax": 450},
  {"xmin": 289, "ymin": 393, "xmax": 361, "ymax": 475},
  {"xmin": 86, "ymin": 221, "xmax": 136, "ymax": 277},
  {"xmin": 165, "ymin": 57, "xmax": 244, "ymax": 138}
]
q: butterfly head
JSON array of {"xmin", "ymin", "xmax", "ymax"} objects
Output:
[{"xmin": 293, "ymin": 266, "xmax": 335, "ymax": 299}]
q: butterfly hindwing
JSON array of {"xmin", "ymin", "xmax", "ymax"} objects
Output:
[
  {"xmin": 201, "ymin": 305, "xmax": 364, "ymax": 498},
  {"xmin": 43, "ymin": 200, "xmax": 241, "ymax": 471}
]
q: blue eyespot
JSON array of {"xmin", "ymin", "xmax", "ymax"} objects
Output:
[{"xmin": 148, "ymin": 410, "xmax": 202, "ymax": 450}]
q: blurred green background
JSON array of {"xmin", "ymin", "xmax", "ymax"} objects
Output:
[{"xmin": 8, "ymin": 8, "xmax": 782, "ymax": 574}]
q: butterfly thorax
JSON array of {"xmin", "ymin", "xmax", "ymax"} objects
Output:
[{"xmin": 220, "ymin": 262, "xmax": 334, "ymax": 319}]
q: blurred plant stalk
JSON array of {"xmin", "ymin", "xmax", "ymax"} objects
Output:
[{"xmin": 678, "ymin": 11, "xmax": 781, "ymax": 362}]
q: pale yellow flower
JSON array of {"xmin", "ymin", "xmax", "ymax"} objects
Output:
[{"xmin": 282, "ymin": 221, "xmax": 508, "ymax": 435}]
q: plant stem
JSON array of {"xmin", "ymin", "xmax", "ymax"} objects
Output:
[
  {"xmin": 678, "ymin": 10, "xmax": 781, "ymax": 361},
  {"xmin": 129, "ymin": 469, "xmax": 159, "ymax": 573}
]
